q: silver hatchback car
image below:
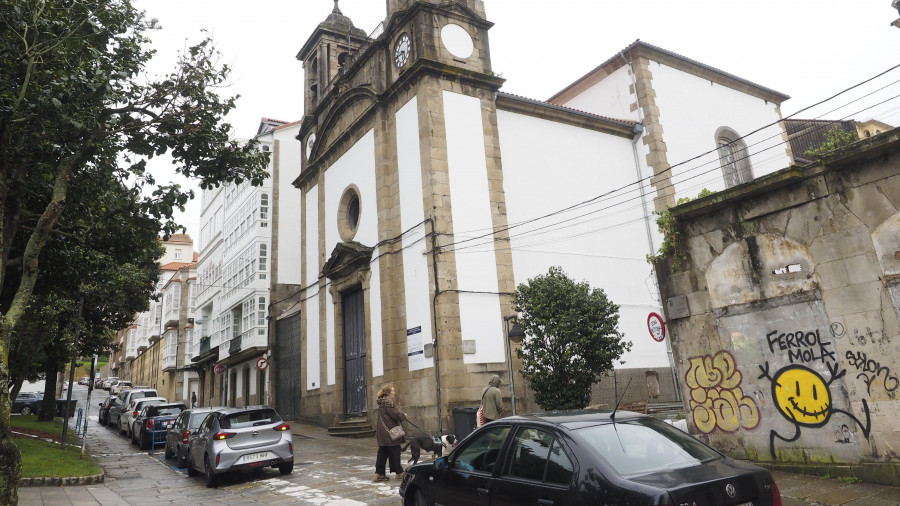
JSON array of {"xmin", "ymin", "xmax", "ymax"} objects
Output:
[{"xmin": 187, "ymin": 406, "xmax": 293, "ymax": 487}]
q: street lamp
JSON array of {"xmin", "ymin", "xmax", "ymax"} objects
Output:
[{"xmin": 504, "ymin": 315, "xmax": 526, "ymax": 416}]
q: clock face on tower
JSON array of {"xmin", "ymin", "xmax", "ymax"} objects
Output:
[{"xmin": 394, "ymin": 33, "xmax": 411, "ymax": 69}]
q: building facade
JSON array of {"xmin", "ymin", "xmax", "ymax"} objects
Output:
[
  {"xmin": 284, "ymin": 0, "xmax": 794, "ymax": 432},
  {"xmin": 112, "ymin": 235, "xmax": 198, "ymax": 402}
]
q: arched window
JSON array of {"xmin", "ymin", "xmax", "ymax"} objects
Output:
[
  {"xmin": 715, "ymin": 127, "xmax": 753, "ymax": 188},
  {"xmin": 865, "ymin": 130, "xmax": 871, "ymax": 138}
]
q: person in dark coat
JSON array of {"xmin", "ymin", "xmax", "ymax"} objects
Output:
[{"xmin": 374, "ymin": 383, "xmax": 407, "ymax": 482}]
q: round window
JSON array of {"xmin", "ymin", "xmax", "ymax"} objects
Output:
[{"xmin": 338, "ymin": 186, "xmax": 362, "ymax": 242}]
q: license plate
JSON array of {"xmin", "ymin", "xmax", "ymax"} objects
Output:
[
  {"xmin": 241, "ymin": 451, "xmax": 271, "ymax": 463},
  {"xmin": 734, "ymin": 502, "xmax": 753, "ymax": 506}
]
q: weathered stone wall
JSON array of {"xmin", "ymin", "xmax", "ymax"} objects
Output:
[{"xmin": 656, "ymin": 131, "xmax": 900, "ymax": 480}]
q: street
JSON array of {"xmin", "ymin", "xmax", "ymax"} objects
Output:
[{"xmin": 19, "ymin": 384, "xmax": 404, "ymax": 505}]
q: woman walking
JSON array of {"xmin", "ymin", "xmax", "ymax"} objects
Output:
[{"xmin": 374, "ymin": 383, "xmax": 407, "ymax": 482}]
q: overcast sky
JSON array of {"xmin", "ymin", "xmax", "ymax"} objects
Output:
[{"xmin": 134, "ymin": 0, "xmax": 900, "ymax": 244}]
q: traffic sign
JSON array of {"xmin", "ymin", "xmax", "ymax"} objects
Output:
[
  {"xmin": 256, "ymin": 357, "xmax": 269, "ymax": 370},
  {"xmin": 214, "ymin": 363, "xmax": 225, "ymax": 375},
  {"xmin": 647, "ymin": 312, "xmax": 666, "ymax": 342}
]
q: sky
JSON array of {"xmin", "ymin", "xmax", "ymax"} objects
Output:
[{"xmin": 134, "ymin": 0, "xmax": 900, "ymax": 244}]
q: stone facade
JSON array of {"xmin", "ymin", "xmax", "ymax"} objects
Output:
[{"xmin": 656, "ymin": 129, "xmax": 900, "ymax": 484}]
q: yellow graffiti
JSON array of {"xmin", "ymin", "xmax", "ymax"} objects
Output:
[
  {"xmin": 772, "ymin": 365, "xmax": 832, "ymax": 426},
  {"xmin": 686, "ymin": 351, "xmax": 760, "ymax": 434}
]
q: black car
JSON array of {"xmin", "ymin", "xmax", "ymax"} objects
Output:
[
  {"xmin": 164, "ymin": 407, "xmax": 219, "ymax": 468},
  {"xmin": 399, "ymin": 411, "xmax": 782, "ymax": 506},
  {"xmin": 132, "ymin": 402, "xmax": 186, "ymax": 450},
  {"xmin": 98, "ymin": 396, "xmax": 118, "ymax": 426},
  {"xmin": 13, "ymin": 392, "xmax": 43, "ymax": 416}
]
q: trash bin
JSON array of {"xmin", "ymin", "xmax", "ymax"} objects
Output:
[
  {"xmin": 452, "ymin": 407, "xmax": 478, "ymax": 441},
  {"xmin": 55, "ymin": 399, "xmax": 77, "ymax": 418}
]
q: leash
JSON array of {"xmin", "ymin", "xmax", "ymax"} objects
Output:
[{"xmin": 405, "ymin": 418, "xmax": 441, "ymax": 444}]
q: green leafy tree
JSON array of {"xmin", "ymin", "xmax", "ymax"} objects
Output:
[
  {"xmin": 0, "ymin": 0, "xmax": 269, "ymax": 499},
  {"xmin": 513, "ymin": 267, "xmax": 631, "ymax": 410},
  {"xmin": 804, "ymin": 125, "xmax": 859, "ymax": 159}
]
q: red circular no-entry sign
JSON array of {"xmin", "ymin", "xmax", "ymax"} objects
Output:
[
  {"xmin": 647, "ymin": 312, "xmax": 666, "ymax": 342},
  {"xmin": 214, "ymin": 363, "xmax": 225, "ymax": 375}
]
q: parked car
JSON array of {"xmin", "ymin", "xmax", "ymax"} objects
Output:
[
  {"xmin": 132, "ymin": 402, "xmax": 186, "ymax": 450},
  {"xmin": 101, "ymin": 377, "xmax": 119, "ymax": 390},
  {"xmin": 78, "ymin": 377, "xmax": 90, "ymax": 386},
  {"xmin": 98, "ymin": 396, "xmax": 118, "ymax": 426},
  {"xmin": 187, "ymin": 406, "xmax": 293, "ymax": 487},
  {"xmin": 165, "ymin": 407, "xmax": 219, "ymax": 468},
  {"xmin": 13, "ymin": 392, "xmax": 43, "ymax": 416},
  {"xmin": 399, "ymin": 411, "xmax": 783, "ymax": 506},
  {"xmin": 106, "ymin": 396, "xmax": 128, "ymax": 429},
  {"xmin": 110, "ymin": 380, "xmax": 132, "ymax": 396},
  {"xmin": 94, "ymin": 377, "xmax": 104, "ymax": 389},
  {"xmin": 120, "ymin": 397, "xmax": 167, "ymax": 439},
  {"xmin": 118, "ymin": 388, "xmax": 159, "ymax": 409}
]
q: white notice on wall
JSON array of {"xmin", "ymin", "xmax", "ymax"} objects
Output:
[{"xmin": 407, "ymin": 326, "xmax": 424, "ymax": 371}]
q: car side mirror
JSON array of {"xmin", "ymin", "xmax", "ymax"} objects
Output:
[
  {"xmin": 99, "ymin": 403, "xmax": 103, "ymax": 407},
  {"xmin": 434, "ymin": 457, "xmax": 448, "ymax": 471}
]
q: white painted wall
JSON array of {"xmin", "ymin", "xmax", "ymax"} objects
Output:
[
  {"xmin": 649, "ymin": 62, "xmax": 791, "ymax": 200},
  {"xmin": 443, "ymin": 91, "xmax": 504, "ymax": 364},
  {"xmin": 556, "ymin": 65, "xmax": 639, "ymax": 123},
  {"xmin": 305, "ymin": 186, "xmax": 320, "ymax": 390},
  {"xmin": 325, "ymin": 131, "xmax": 378, "ymax": 248},
  {"xmin": 274, "ymin": 124, "xmax": 303, "ymax": 285},
  {"xmin": 323, "ymin": 131, "xmax": 379, "ymax": 385},
  {"xmin": 396, "ymin": 96, "xmax": 434, "ymax": 372},
  {"xmin": 497, "ymin": 110, "xmax": 670, "ymax": 368},
  {"xmin": 369, "ymin": 246, "xmax": 384, "ymax": 377}
]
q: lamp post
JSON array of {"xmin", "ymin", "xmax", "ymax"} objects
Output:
[{"xmin": 504, "ymin": 315, "xmax": 526, "ymax": 416}]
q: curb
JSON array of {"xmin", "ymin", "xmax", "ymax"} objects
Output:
[{"xmin": 19, "ymin": 471, "xmax": 104, "ymax": 487}]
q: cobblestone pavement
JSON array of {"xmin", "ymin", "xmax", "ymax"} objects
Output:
[
  {"xmin": 19, "ymin": 386, "xmax": 404, "ymax": 505},
  {"xmin": 17, "ymin": 386, "xmax": 900, "ymax": 505}
]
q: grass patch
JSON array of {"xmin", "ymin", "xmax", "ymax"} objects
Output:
[{"xmin": 11, "ymin": 415, "xmax": 101, "ymax": 478}]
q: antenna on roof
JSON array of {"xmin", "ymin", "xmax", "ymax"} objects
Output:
[{"xmin": 610, "ymin": 377, "xmax": 632, "ymax": 422}]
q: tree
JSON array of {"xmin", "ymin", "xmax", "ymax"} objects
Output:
[
  {"xmin": 804, "ymin": 125, "xmax": 859, "ymax": 159},
  {"xmin": 0, "ymin": 1, "xmax": 269, "ymax": 500},
  {"xmin": 513, "ymin": 267, "xmax": 631, "ymax": 410}
]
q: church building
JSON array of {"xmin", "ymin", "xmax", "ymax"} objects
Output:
[{"xmin": 282, "ymin": 0, "xmax": 793, "ymax": 432}]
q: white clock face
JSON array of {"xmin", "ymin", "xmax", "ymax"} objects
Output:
[
  {"xmin": 394, "ymin": 33, "xmax": 411, "ymax": 69},
  {"xmin": 306, "ymin": 133, "xmax": 316, "ymax": 160}
]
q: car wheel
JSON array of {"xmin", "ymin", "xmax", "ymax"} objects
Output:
[
  {"xmin": 203, "ymin": 455, "xmax": 218, "ymax": 488},
  {"xmin": 119, "ymin": 418, "xmax": 126, "ymax": 435},
  {"xmin": 164, "ymin": 444, "xmax": 173, "ymax": 460},
  {"xmin": 20, "ymin": 406, "xmax": 31, "ymax": 416},
  {"xmin": 187, "ymin": 453, "xmax": 199, "ymax": 477},
  {"xmin": 278, "ymin": 461, "xmax": 293, "ymax": 475},
  {"xmin": 139, "ymin": 431, "xmax": 150, "ymax": 451},
  {"xmin": 414, "ymin": 489, "xmax": 427, "ymax": 506}
]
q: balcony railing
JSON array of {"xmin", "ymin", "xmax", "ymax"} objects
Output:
[{"xmin": 228, "ymin": 335, "xmax": 242, "ymax": 355}]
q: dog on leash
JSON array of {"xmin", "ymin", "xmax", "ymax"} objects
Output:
[{"xmin": 401, "ymin": 434, "xmax": 457, "ymax": 464}]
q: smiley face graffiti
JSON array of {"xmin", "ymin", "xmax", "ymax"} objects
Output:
[
  {"xmin": 759, "ymin": 361, "xmax": 870, "ymax": 458},
  {"xmin": 771, "ymin": 365, "xmax": 831, "ymax": 427}
]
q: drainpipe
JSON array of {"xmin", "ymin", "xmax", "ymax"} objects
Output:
[{"xmin": 623, "ymin": 52, "xmax": 681, "ymax": 403}]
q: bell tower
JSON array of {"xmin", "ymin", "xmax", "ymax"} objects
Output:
[{"xmin": 296, "ymin": 1, "xmax": 368, "ymax": 116}]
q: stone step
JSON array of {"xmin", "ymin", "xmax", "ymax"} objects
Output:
[{"xmin": 328, "ymin": 417, "xmax": 375, "ymax": 438}]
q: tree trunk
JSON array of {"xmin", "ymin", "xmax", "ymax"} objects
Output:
[
  {"xmin": 0, "ymin": 321, "xmax": 21, "ymax": 505},
  {"xmin": 38, "ymin": 367, "xmax": 57, "ymax": 423}
]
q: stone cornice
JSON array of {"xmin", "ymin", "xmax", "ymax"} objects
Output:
[{"xmin": 496, "ymin": 93, "xmax": 636, "ymax": 139}]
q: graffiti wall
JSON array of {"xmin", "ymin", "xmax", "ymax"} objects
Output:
[{"xmin": 655, "ymin": 133, "xmax": 900, "ymax": 468}]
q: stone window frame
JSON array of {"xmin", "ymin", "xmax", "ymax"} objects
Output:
[
  {"xmin": 337, "ymin": 184, "xmax": 362, "ymax": 242},
  {"xmin": 715, "ymin": 127, "xmax": 753, "ymax": 188}
]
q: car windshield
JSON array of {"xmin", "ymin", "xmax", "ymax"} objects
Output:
[
  {"xmin": 130, "ymin": 391, "xmax": 156, "ymax": 400},
  {"xmin": 573, "ymin": 418, "xmax": 722, "ymax": 476},
  {"xmin": 220, "ymin": 409, "xmax": 282, "ymax": 429}
]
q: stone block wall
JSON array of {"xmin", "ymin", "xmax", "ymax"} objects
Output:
[{"xmin": 656, "ymin": 130, "xmax": 900, "ymax": 482}]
